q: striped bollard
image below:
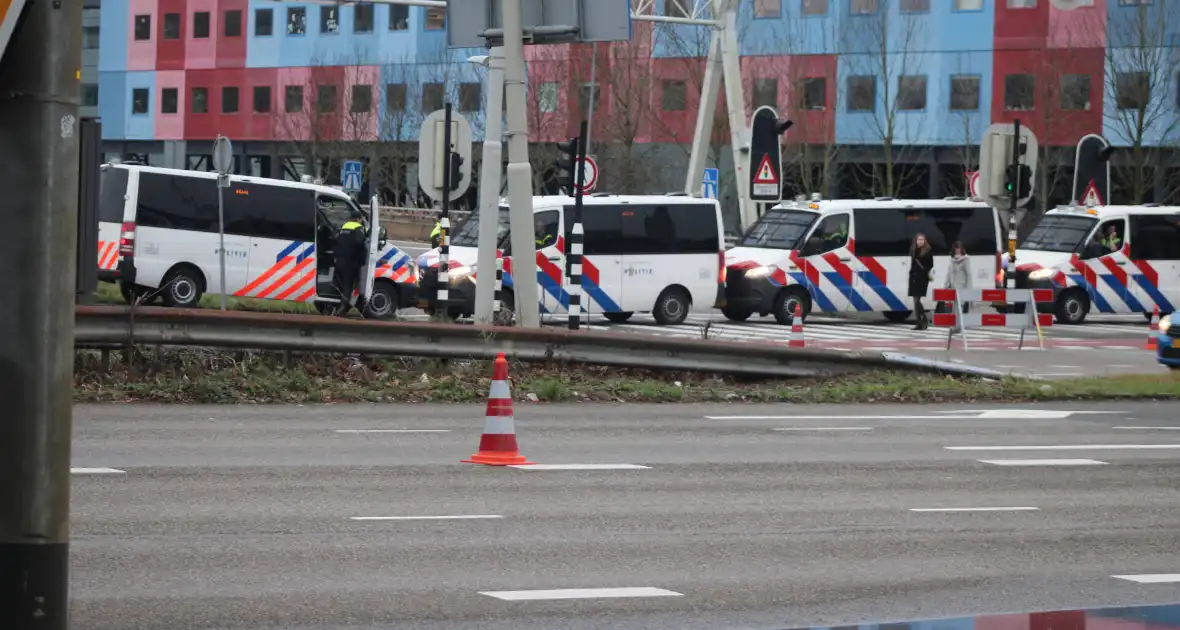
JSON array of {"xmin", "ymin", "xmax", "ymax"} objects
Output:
[
  {"xmin": 567, "ymin": 222, "xmax": 584, "ymax": 330},
  {"xmin": 788, "ymin": 304, "xmax": 805, "ymax": 348},
  {"xmin": 493, "ymin": 256, "xmax": 504, "ymax": 317},
  {"xmin": 436, "ymin": 216, "xmax": 449, "ymax": 317}
]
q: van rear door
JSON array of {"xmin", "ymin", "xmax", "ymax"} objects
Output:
[
  {"xmin": 1127, "ymin": 213, "xmax": 1180, "ymax": 314},
  {"xmin": 97, "ymin": 166, "xmax": 131, "ymax": 276}
]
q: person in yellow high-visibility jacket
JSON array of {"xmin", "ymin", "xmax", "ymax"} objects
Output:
[
  {"xmin": 430, "ymin": 219, "xmax": 442, "ymax": 249},
  {"xmin": 335, "ymin": 215, "xmax": 368, "ymax": 312}
]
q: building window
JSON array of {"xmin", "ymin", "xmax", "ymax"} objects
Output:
[
  {"xmin": 255, "ymin": 9, "xmax": 274, "ymax": 36},
  {"xmin": 317, "ymin": 85, "xmax": 338, "ymax": 114},
  {"xmin": 161, "ymin": 87, "xmax": 178, "ymax": 114},
  {"xmin": 901, "ymin": 0, "xmax": 930, "ymax": 11},
  {"xmin": 82, "ymin": 84, "xmax": 99, "ymax": 108},
  {"xmin": 162, "ymin": 14, "xmax": 180, "ymax": 40},
  {"xmin": 222, "ymin": 87, "xmax": 239, "ymax": 114},
  {"xmin": 954, "ymin": 0, "xmax": 984, "ymax": 9},
  {"xmin": 422, "ymin": 83, "xmax": 444, "ymax": 112},
  {"xmin": 539, "ymin": 82, "xmax": 558, "ymax": 113},
  {"xmin": 755, "ymin": 0, "xmax": 781, "ymax": 18},
  {"xmin": 851, "ymin": 0, "xmax": 877, "ymax": 14},
  {"xmin": 354, "ymin": 4, "xmax": 374, "ymax": 32},
  {"xmin": 661, "ymin": 80, "xmax": 687, "ymax": 111},
  {"xmin": 385, "ymin": 84, "xmax": 407, "ymax": 111},
  {"xmin": 389, "ymin": 5, "xmax": 409, "ymax": 30},
  {"xmin": 320, "ymin": 6, "xmax": 339, "ymax": 33},
  {"xmin": 425, "ymin": 7, "xmax": 446, "ymax": 30},
  {"xmin": 847, "ymin": 75, "xmax": 875, "ymax": 111},
  {"xmin": 1007, "ymin": 0, "xmax": 1036, "ymax": 8},
  {"xmin": 458, "ymin": 83, "xmax": 482, "ymax": 112},
  {"xmin": 1003, "ymin": 74, "xmax": 1035, "ymax": 110},
  {"xmin": 285, "ymin": 86, "xmax": 303, "ymax": 113},
  {"xmin": 191, "ymin": 87, "xmax": 208, "ymax": 114},
  {"xmin": 752, "ymin": 78, "xmax": 777, "ymax": 109},
  {"xmin": 131, "ymin": 88, "xmax": 149, "ymax": 114},
  {"xmin": 83, "ymin": 26, "xmax": 100, "ymax": 49},
  {"xmin": 665, "ymin": 0, "xmax": 689, "ymax": 18},
  {"xmin": 949, "ymin": 75, "xmax": 980, "ymax": 110},
  {"xmin": 133, "ymin": 15, "xmax": 151, "ymax": 41},
  {"xmin": 799, "ymin": 77, "xmax": 827, "ymax": 109},
  {"xmin": 253, "ymin": 86, "xmax": 271, "ymax": 113},
  {"xmin": 578, "ymin": 83, "xmax": 600, "ymax": 113},
  {"xmin": 897, "ymin": 75, "xmax": 926, "ymax": 110},
  {"xmin": 1060, "ymin": 74, "xmax": 1091, "ymax": 111},
  {"xmin": 225, "ymin": 10, "xmax": 242, "ymax": 37},
  {"xmin": 193, "ymin": 12, "xmax": 210, "ymax": 39},
  {"xmin": 802, "ymin": 0, "xmax": 829, "ymax": 15},
  {"xmin": 351, "ymin": 85, "xmax": 373, "ymax": 113},
  {"xmin": 287, "ymin": 7, "xmax": 306, "ymax": 35},
  {"xmin": 1116, "ymin": 72, "xmax": 1149, "ymax": 110}
]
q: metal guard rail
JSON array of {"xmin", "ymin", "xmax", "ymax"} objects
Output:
[{"xmin": 74, "ymin": 306, "xmax": 986, "ymax": 378}]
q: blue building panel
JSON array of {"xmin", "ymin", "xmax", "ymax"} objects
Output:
[
  {"xmin": 739, "ymin": 0, "xmax": 841, "ymax": 56},
  {"xmin": 1106, "ymin": 0, "xmax": 1180, "ymax": 50},
  {"xmin": 122, "ymin": 71, "xmax": 157, "ymax": 140},
  {"xmin": 927, "ymin": 0, "xmax": 993, "ymax": 54},
  {"xmin": 97, "ymin": 71, "xmax": 128, "ymax": 140},
  {"xmin": 97, "ymin": 0, "xmax": 129, "ymax": 72},
  {"xmin": 1101, "ymin": 46, "xmax": 1180, "ymax": 148}
]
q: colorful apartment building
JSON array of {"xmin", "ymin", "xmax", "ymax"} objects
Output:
[{"xmin": 94, "ymin": 0, "xmax": 1180, "ymax": 204}]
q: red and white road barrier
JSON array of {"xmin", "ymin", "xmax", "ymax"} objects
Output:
[{"xmin": 932, "ymin": 288, "xmax": 1054, "ymax": 351}]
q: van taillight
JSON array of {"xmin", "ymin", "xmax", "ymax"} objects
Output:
[
  {"xmin": 718, "ymin": 251, "xmax": 726, "ymax": 284},
  {"xmin": 119, "ymin": 221, "xmax": 136, "ymax": 255}
]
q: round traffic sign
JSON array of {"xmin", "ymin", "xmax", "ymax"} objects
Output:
[
  {"xmin": 968, "ymin": 171, "xmax": 981, "ymax": 198},
  {"xmin": 577, "ymin": 156, "xmax": 599, "ymax": 193}
]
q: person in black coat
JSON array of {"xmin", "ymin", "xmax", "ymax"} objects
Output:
[{"xmin": 908, "ymin": 232, "xmax": 934, "ymax": 330}]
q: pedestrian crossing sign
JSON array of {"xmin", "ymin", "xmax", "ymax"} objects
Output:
[{"xmin": 1080, "ymin": 180, "xmax": 1103, "ymax": 206}]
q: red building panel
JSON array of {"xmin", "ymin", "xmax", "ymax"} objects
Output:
[
  {"xmin": 994, "ymin": 0, "xmax": 1049, "ymax": 51},
  {"xmin": 524, "ymin": 45, "xmax": 572, "ymax": 142},
  {"xmin": 155, "ymin": 0, "xmax": 186, "ymax": 71},
  {"xmin": 216, "ymin": 0, "xmax": 248, "ymax": 68},
  {"xmin": 991, "ymin": 48, "xmax": 1103, "ymax": 146},
  {"xmin": 648, "ymin": 56, "xmax": 706, "ymax": 144},
  {"xmin": 741, "ymin": 54, "xmax": 837, "ymax": 147},
  {"xmin": 184, "ymin": 68, "xmax": 279, "ymax": 141}
]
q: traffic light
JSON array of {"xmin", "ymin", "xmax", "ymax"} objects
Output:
[
  {"xmin": 556, "ymin": 137, "xmax": 580, "ymax": 193},
  {"xmin": 1004, "ymin": 164, "xmax": 1033, "ymax": 199},
  {"xmin": 447, "ymin": 151, "xmax": 464, "ymax": 192}
]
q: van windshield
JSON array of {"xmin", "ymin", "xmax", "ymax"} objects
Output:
[
  {"xmin": 1020, "ymin": 215, "xmax": 1097, "ymax": 253},
  {"xmin": 99, "ymin": 167, "xmax": 129, "ymax": 223},
  {"xmin": 739, "ymin": 209, "xmax": 818, "ymax": 249},
  {"xmin": 451, "ymin": 206, "xmax": 511, "ymax": 247}
]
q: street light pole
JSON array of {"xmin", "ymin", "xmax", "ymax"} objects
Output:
[{"xmin": 471, "ymin": 47, "xmax": 505, "ymax": 325}]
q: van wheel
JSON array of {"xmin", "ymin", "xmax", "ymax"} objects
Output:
[
  {"xmin": 362, "ymin": 281, "xmax": 398, "ymax": 320},
  {"xmin": 721, "ymin": 306, "xmax": 752, "ymax": 322},
  {"xmin": 1054, "ymin": 289, "xmax": 1088, "ymax": 325},
  {"xmin": 161, "ymin": 267, "xmax": 204, "ymax": 309},
  {"xmin": 652, "ymin": 288, "xmax": 691, "ymax": 326},
  {"xmin": 773, "ymin": 289, "xmax": 810, "ymax": 325},
  {"xmin": 604, "ymin": 312, "xmax": 633, "ymax": 323},
  {"xmin": 884, "ymin": 310, "xmax": 912, "ymax": 323}
]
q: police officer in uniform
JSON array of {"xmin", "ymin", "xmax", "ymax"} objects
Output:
[{"xmin": 334, "ymin": 210, "xmax": 369, "ymax": 314}]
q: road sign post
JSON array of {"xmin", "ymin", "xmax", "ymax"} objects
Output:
[
  {"xmin": 212, "ymin": 135, "xmax": 233, "ymax": 311},
  {"xmin": 747, "ymin": 107, "xmax": 792, "ymax": 214},
  {"xmin": 703, "ymin": 167, "xmax": 719, "ymax": 199},
  {"xmin": 341, "ymin": 160, "xmax": 363, "ymax": 193},
  {"xmin": 417, "ymin": 108, "xmax": 473, "ymax": 202},
  {"xmin": 1073, "ymin": 134, "xmax": 1112, "ymax": 206}
]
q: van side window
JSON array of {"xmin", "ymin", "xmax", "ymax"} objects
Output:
[
  {"xmin": 801, "ymin": 214, "xmax": 849, "ymax": 256},
  {"xmin": 664, "ymin": 203, "xmax": 720, "ymax": 254},
  {"xmin": 253, "ymin": 186, "xmax": 315, "ymax": 242},
  {"xmin": 568, "ymin": 202, "xmax": 719, "ymax": 255},
  {"xmin": 99, "ymin": 167, "xmax": 130, "ymax": 223},
  {"xmin": 851, "ymin": 208, "xmax": 909, "ymax": 256},
  {"xmin": 533, "ymin": 210, "xmax": 560, "ymax": 248},
  {"xmin": 1081, "ymin": 219, "xmax": 1125, "ymax": 259},
  {"xmin": 1130, "ymin": 215, "xmax": 1180, "ymax": 260},
  {"xmin": 136, "ymin": 172, "xmax": 219, "ymax": 232},
  {"xmin": 573, "ymin": 204, "xmax": 624, "ymax": 255},
  {"xmin": 914, "ymin": 207, "xmax": 998, "ymax": 255}
]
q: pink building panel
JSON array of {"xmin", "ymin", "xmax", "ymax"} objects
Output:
[
  {"xmin": 741, "ymin": 55, "xmax": 795, "ymax": 116},
  {"xmin": 741, "ymin": 54, "xmax": 835, "ymax": 145},
  {"xmin": 1048, "ymin": 0, "xmax": 1107, "ymax": 49},
  {"xmin": 648, "ymin": 57, "xmax": 705, "ymax": 144},
  {"xmin": 273, "ymin": 67, "xmax": 313, "ymax": 141},
  {"xmin": 342, "ymin": 65, "xmax": 381, "ymax": 141},
  {"xmin": 525, "ymin": 50, "xmax": 571, "ymax": 142},
  {"xmin": 154, "ymin": 71, "xmax": 187, "ymax": 139},
  {"xmin": 126, "ymin": 0, "xmax": 157, "ymax": 71},
  {"xmin": 976, "ymin": 613, "xmax": 1032, "ymax": 630},
  {"xmin": 185, "ymin": 0, "xmax": 220, "ymax": 70}
]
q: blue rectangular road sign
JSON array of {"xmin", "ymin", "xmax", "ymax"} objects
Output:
[
  {"xmin": 703, "ymin": 168, "xmax": 719, "ymax": 199},
  {"xmin": 341, "ymin": 160, "xmax": 363, "ymax": 192}
]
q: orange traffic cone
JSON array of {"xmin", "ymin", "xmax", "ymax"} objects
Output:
[
  {"xmin": 462, "ymin": 353, "xmax": 534, "ymax": 466},
  {"xmin": 788, "ymin": 304, "xmax": 806, "ymax": 348},
  {"xmin": 1148, "ymin": 306, "xmax": 1160, "ymax": 350}
]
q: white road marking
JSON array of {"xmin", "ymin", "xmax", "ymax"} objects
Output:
[
  {"xmin": 1035, "ymin": 373, "xmax": 1086, "ymax": 377},
  {"xmin": 977, "ymin": 459, "xmax": 1109, "ymax": 466},
  {"xmin": 350, "ymin": 515, "xmax": 503, "ymax": 521},
  {"xmin": 508, "ymin": 464, "xmax": 651, "ymax": 470},
  {"xmin": 479, "ymin": 587, "xmax": 683, "ymax": 601},
  {"xmin": 71, "ymin": 467, "xmax": 126, "ymax": 474},
  {"xmin": 1113, "ymin": 426, "xmax": 1180, "ymax": 431},
  {"xmin": 909, "ymin": 507, "xmax": 1040, "ymax": 512},
  {"xmin": 709, "ymin": 415, "xmax": 983, "ymax": 420},
  {"xmin": 773, "ymin": 427, "xmax": 874, "ymax": 432},
  {"xmin": 334, "ymin": 429, "xmax": 451, "ymax": 433},
  {"xmin": 949, "ymin": 444, "xmax": 1180, "ymax": 451},
  {"xmin": 1112, "ymin": 574, "xmax": 1180, "ymax": 584},
  {"xmin": 710, "ymin": 410, "xmax": 1118, "ymax": 420}
]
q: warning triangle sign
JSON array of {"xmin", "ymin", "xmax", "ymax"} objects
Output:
[
  {"xmin": 1081, "ymin": 180, "xmax": 1104, "ymax": 206},
  {"xmin": 754, "ymin": 154, "xmax": 779, "ymax": 185}
]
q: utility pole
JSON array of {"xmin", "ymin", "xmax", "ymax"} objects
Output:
[
  {"xmin": 472, "ymin": 47, "xmax": 504, "ymax": 325},
  {"xmin": 0, "ymin": 0, "xmax": 82, "ymax": 627},
  {"xmin": 1007, "ymin": 119, "xmax": 1021, "ymax": 289}
]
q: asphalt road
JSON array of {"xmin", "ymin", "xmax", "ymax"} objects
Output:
[{"xmin": 71, "ymin": 403, "xmax": 1180, "ymax": 630}]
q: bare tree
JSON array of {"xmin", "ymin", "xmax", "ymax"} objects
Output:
[
  {"xmin": 839, "ymin": 0, "xmax": 929, "ymax": 197},
  {"xmin": 523, "ymin": 44, "xmax": 574, "ymax": 194},
  {"xmin": 585, "ymin": 39, "xmax": 666, "ymax": 193},
  {"xmin": 370, "ymin": 58, "xmax": 423, "ymax": 206},
  {"xmin": 1100, "ymin": 1, "xmax": 1180, "ymax": 204},
  {"xmin": 649, "ymin": 22, "xmax": 733, "ymax": 173}
]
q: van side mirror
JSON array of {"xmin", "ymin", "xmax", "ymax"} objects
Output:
[{"xmin": 377, "ymin": 225, "xmax": 388, "ymax": 249}]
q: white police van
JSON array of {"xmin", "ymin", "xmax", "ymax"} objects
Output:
[
  {"xmin": 416, "ymin": 194, "xmax": 726, "ymax": 325},
  {"xmin": 1015, "ymin": 204, "xmax": 1180, "ymax": 324},
  {"xmin": 96, "ymin": 163, "xmax": 417, "ymax": 318},
  {"xmin": 723, "ymin": 197, "xmax": 1003, "ymax": 323}
]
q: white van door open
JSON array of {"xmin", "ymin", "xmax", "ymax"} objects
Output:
[{"xmin": 361, "ymin": 195, "xmax": 380, "ymax": 305}]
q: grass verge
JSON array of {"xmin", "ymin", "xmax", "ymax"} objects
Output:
[
  {"xmin": 74, "ymin": 347, "xmax": 1180, "ymax": 404},
  {"xmin": 93, "ymin": 281, "xmax": 323, "ymax": 315}
]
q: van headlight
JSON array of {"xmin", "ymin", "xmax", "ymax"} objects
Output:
[
  {"xmin": 743, "ymin": 266, "xmax": 773, "ymax": 279},
  {"xmin": 1028, "ymin": 268, "xmax": 1055, "ymax": 281},
  {"xmin": 1160, "ymin": 315, "xmax": 1172, "ymax": 334}
]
